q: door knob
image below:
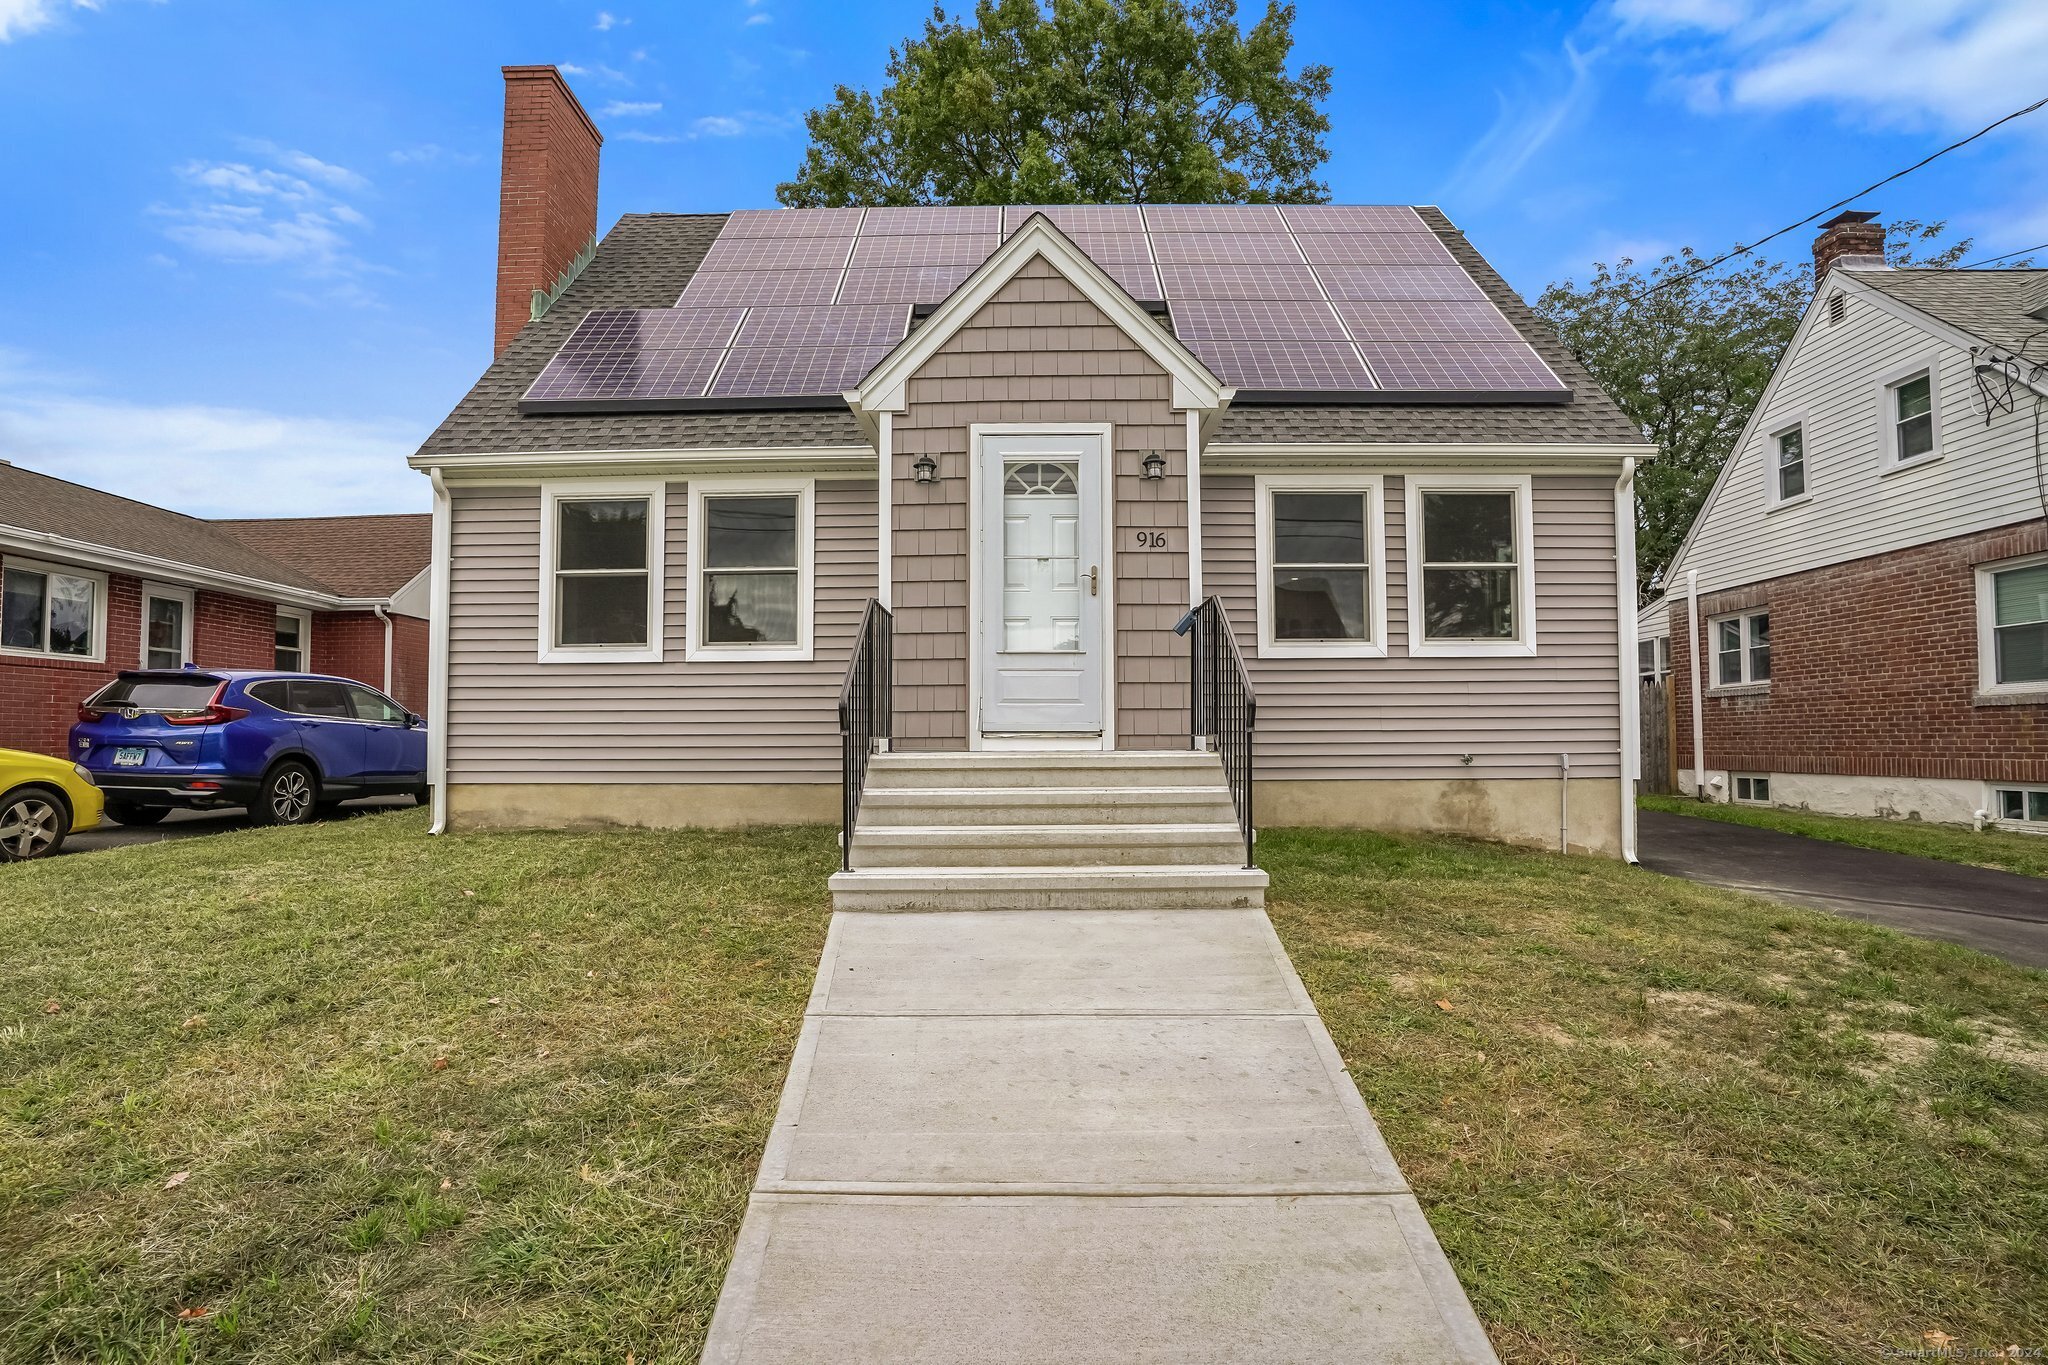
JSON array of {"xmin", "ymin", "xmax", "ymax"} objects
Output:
[{"xmin": 1089, "ymin": 565, "xmax": 1099, "ymax": 596}]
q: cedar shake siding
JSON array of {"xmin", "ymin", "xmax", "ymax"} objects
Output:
[
  {"xmin": 1202, "ymin": 473, "xmax": 1624, "ymax": 782},
  {"xmin": 444, "ymin": 480, "xmax": 877, "ymax": 784},
  {"xmin": 889, "ymin": 257, "xmax": 1189, "ymax": 750}
]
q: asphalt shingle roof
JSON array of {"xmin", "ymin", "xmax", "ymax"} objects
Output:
[
  {"xmin": 0, "ymin": 462, "xmax": 427, "ymax": 599},
  {"xmin": 415, "ymin": 205, "xmax": 1644, "ymax": 458},
  {"xmin": 1852, "ymin": 267, "xmax": 2048, "ymax": 357}
]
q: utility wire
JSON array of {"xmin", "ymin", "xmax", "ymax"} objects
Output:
[
  {"xmin": 1619, "ymin": 93, "xmax": 2048, "ymax": 304},
  {"xmin": 1958, "ymin": 241, "xmax": 2048, "ymax": 269}
]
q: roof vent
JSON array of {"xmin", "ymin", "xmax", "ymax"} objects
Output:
[{"xmin": 1827, "ymin": 292, "xmax": 1847, "ymax": 326}]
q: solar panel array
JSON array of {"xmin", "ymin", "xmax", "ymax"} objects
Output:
[{"xmin": 520, "ymin": 204, "xmax": 1567, "ymax": 410}]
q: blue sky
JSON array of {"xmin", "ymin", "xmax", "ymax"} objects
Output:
[{"xmin": 2, "ymin": 0, "xmax": 2044, "ymax": 517}]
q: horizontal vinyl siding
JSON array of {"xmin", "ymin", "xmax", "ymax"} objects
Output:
[
  {"xmin": 446, "ymin": 480, "xmax": 876, "ymax": 783},
  {"xmin": 1205, "ymin": 473, "xmax": 1623, "ymax": 781},
  {"xmin": 1675, "ymin": 290, "xmax": 2047, "ymax": 594}
]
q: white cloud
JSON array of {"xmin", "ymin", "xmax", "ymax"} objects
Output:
[
  {"xmin": 601, "ymin": 99, "xmax": 661, "ymax": 117},
  {"xmin": 559, "ymin": 61, "xmax": 629, "ymax": 83},
  {"xmin": 0, "ymin": 0, "xmax": 105, "ymax": 41},
  {"xmin": 744, "ymin": 12, "xmax": 770, "ymax": 24},
  {"xmin": 690, "ymin": 115, "xmax": 747, "ymax": 138},
  {"xmin": 1440, "ymin": 41, "xmax": 1599, "ymax": 208},
  {"xmin": 0, "ymin": 355, "xmax": 424, "ymax": 518},
  {"xmin": 153, "ymin": 143, "xmax": 379, "ymax": 288},
  {"xmin": 686, "ymin": 110, "xmax": 798, "ymax": 140},
  {"xmin": 594, "ymin": 9, "xmax": 625, "ymax": 30},
  {"xmin": 1607, "ymin": 0, "xmax": 2048, "ymax": 130},
  {"xmin": 616, "ymin": 129, "xmax": 681, "ymax": 143}
]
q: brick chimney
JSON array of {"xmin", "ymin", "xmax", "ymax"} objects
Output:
[
  {"xmin": 495, "ymin": 65, "xmax": 602, "ymax": 357},
  {"xmin": 1812, "ymin": 210, "xmax": 1885, "ymax": 284}
]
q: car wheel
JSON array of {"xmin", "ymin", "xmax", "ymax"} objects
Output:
[
  {"xmin": 254, "ymin": 762, "xmax": 318, "ymax": 826},
  {"xmin": 0, "ymin": 786, "xmax": 68, "ymax": 861},
  {"xmin": 104, "ymin": 801, "xmax": 171, "ymax": 827}
]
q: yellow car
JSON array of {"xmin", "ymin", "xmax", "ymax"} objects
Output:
[{"xmin": 0, "ymin": 747, "xmax": 105, "ymax": 862}]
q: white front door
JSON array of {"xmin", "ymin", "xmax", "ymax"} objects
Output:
[{"xmin": 977, "ymin": 432, "xmax": 1107, "ymax": 737}]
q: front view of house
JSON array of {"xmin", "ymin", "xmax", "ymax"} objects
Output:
[{"xmin": 412, "ymin": 67, "xmax": 1651, "ymax": 858}]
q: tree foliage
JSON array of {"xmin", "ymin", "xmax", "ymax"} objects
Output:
[
  {"xmin": 1535, "ymin": 221, "xmax": 1982, "ymax": 598},
  {"xmin": 776, "ymin": 0, "xmax": 1332, "ymax": 206}
]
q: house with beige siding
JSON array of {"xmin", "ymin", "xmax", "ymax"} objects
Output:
[{"xmin": 411, "ymin": 66, "xmax": 1653, "ymax": 867}]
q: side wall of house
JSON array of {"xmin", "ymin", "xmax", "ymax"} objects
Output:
[
  {"xmin": 313, "ymin": 610, "xmax": 432, "ymax": 716},
  {"xmin": 1203, "ymin": 470, "xmax": 1626, "ymax": 855},
  {"xmin": 1671, "ymin": 517, "xmax": 2048, "ymax": 820},
  {"xmin": 890, "ymin": 257, "xmax": 1189, "ymax": 751},
  {"xmin": 442, "ymin": 478, "xmax": 876, "ymax": 827}
]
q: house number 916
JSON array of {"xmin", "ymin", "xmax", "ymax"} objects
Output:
[{"xmin": 1132, "ymin": 531, "xmax": 1169, "ymax": 549}]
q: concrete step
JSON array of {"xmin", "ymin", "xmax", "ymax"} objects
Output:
[
  {"xmin": 851, "ymin": 822, "xmax": 1247, "ymax": 868},
  {"xmin": 858, "ymin": 785, "xmax": 1239, "ymax": 828},
  {"xmin": 866, "ymin": 751, "xmax": 1227, "ymax": 790},
  {"xmin": 828, "ymin": 865, "xmax": 1269, "ymax": 912}
]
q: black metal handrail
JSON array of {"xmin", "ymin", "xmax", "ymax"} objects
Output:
[
  {"xmin": 838, "ymin": 599, "xmax": 893, "ymax": 871},
  {"xmin": 1186, "ymin": 595, "xmax": 1256, "ymax": 868}
]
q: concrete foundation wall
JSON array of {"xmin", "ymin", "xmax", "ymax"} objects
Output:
[
  {"xmin": 448, "ymin": 781, "xmax": 839, "ymax": 830},
  {"xmin": 1259, "ymin": 776, "xmax": 1625, "ymax": 858},
  {"xmin": 1679, "ymin": 767, "xmax": 1987, "ymax": 825}
]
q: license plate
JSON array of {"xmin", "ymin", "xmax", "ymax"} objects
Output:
[{"xmin": 112, "ymin": 747, "xmax": 147, "ymax": 767}]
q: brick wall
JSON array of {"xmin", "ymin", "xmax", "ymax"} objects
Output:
[
  {"xmin": 312, "ymin": 611, "xmax": 430, "ymax": 715},
  {"xmin": 495, "ymin": 66, "xmax": 601, "ymax": 356},
  {"xmin": 1671, "ymin": 518, "xmax": 2048, "ymax": 783},
  {"xmin": 2, "ymin": 573, "xmax": 142, "ymax": 756}
]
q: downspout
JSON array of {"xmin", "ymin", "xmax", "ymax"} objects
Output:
[
  {"xmin": 876, "ymin": 411, "xmax": 893, "ymax": 610},
  {"xmin": 372, "ymin": 602, "xmax": 394, "ymax": 695},
  {"xmin": 1614, "ymin": 456, "xmax": 1640, "ymax": 864},
  {"xmin": 1559, "ymin": 752, "xmax": 1570, "ymax": 854},
  {"xmin": 1687, "ymin": 567, "xmax": 1707, "ymax": 803},
  {"xmin": 1185, "ymin": 408, "xmax": 1207, "ymax": 753},
  {"xmin": 427, "ymin": 466, "xmax": 453, "ymax": 835}
]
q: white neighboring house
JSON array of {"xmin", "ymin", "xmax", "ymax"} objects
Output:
[{"xmin": 1655, "ymin": 211, "xmax": 2048, "ymax": 828}]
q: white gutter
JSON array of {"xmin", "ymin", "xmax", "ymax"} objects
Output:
[
  {"xmin": 426, "ymin": 466, "xmax": 453, "ymax": 836},
  {"xmin": 372, "ymin": 602, "xmax": 394, "ymax": 694},
  {"xmin": 1614, "ymin": 456, "xmax": 1639, "ymax": 864},
  {"xmin": 1185, "ymin": 408, "xmax": 1204, "ymax": 605},
  {"xmin": 1687, "ymin": 567, "xmax": 1707, "ymax": 803}
]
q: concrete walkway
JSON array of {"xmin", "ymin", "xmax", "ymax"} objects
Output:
[
  {"xmin": 1639, "ymin": 809, "xmax": 2048, "ymax": 968},
  {"xmin": 703, "ymin": 908, "xmax": 1498, "ymax": 1363}
]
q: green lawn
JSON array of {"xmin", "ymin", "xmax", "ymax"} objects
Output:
[
  {"xmin": 4, "ymin": 813, "xmax": 2045, "ymax": 1363},
  {"xmin": 1267, "ymin": 827, "xmax": 2048, "ymax": 1362},
  {"xmin": 1640, "ymin": 791, "xmax": 2048, "ymax": 878}
]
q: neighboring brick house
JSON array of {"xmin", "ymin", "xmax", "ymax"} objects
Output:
[
  {"xmin": 1, "ymin": 462, "xmax": 431, "ymax": 757},
  {"xmin": 1649, "ymin": 212, "xmax": 2048, "ymax": 829}
]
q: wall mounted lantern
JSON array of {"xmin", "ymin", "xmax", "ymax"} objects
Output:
[
  {"xmin": 912, "ymin": 453, "xmax": 938, "ymax": 484},
  {"xmin": 1140, "ymin": 450, "xmax": 1167, "ymax": 480}
]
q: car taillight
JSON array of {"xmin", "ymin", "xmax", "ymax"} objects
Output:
[
  {"xmin": 77, "ymin": 705, "xmax": 104, "ymax": 723},
  {"xmin": 163, "ymin": 683, "xmax": 249, "ymax": 726}
]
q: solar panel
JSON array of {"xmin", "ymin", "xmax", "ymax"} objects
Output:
[
  {"xmin": 1354, "ymin": 341, "xmax": 1565, "ymax": 391},
  {"xmin": 849, "ymin": 234, "xmax": 1000, "ymax": 268},
  {"xmin": 709, "ymin": 345, "xmax": 894, "ymax": 397},
  {"xmin": 1334, "ymin": 301, "xmax": 1521, "ymax": 342},
  {"xmin": 521, "ymin": 203, "xmax": 1569, "ymax": 409},
  {"xmin": 1182, "ymin": 338, "xmax": 1375, "ymax": 390},
  {"xmin": 1168, "ymin": 298, "xmax": 1348, "ymax": 341}
]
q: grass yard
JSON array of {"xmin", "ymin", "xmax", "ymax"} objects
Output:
[
  {"xmin": 1, "ymin": 809, "xmax": 832, "ymax": 1363},
  {"xmin": 1640, "ymin": 791, "xmax": 2048, "ymax": 879},
  {"xmin": 4, "ymin": 812, "xmax": 2045, "ymax": 1363},
  {"xmin": 1268, "ymin": 827, "xmax": 2048, "ymax": 1362}
]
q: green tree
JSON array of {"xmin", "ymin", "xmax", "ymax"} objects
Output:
[
  {"xmin": 1535, "ymin": 221, "xmax": 1985, "ymax": 598},
  {"xmin": 776, "ymin": 0, "xmax": 1332, "ymax": 207}
]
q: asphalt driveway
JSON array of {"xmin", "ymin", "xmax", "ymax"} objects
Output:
[
  {"xmin": 54, "ymin": 797, "xmax": 415, "ymax": 858},
  {"xmin": 1638, "ymin": 808, "xmax": 2048, "ymax": 968}
]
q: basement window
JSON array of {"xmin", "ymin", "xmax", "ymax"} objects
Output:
[
  {"xmin": 1733, "ymin": 774, "xmax": 1771, "ymax": 804},
  {"xmin": 1992, "ymin": 786, "xmax": 2048, "ymax": 831}
]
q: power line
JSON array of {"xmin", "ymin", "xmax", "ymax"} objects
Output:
[
  {"xmin": 1959, "ymin": 241, "xmax": 2048, "ymax": 269},
  {"xmin": 1619, "ymin": 93, "xmax": 2048, "ymax": 304}
]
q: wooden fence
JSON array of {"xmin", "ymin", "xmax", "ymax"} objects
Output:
[{"xmin": 1638, "ymin": 677, "xmax": 1677, "ymax": 795}]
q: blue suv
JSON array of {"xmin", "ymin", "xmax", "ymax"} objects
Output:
[{"xmin": 71, "ymin": 669, "xmax": 429, "ymax": 826}]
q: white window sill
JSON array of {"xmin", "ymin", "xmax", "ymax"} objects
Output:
[
  {"xmin": 1765, "ymin": 494, "xmax": 1812, "ymax": 514},
  {"xmin": 1882, "ymin": 451, "xmax": 1944, "ymax": 477},
  {"xmin": 0, "ymin": 645, "xmax": 105, "ymax": 664},
  {"xmin": 1260, "ymin": 639, "xmax": 1388, "ymax": 660},
  {"xmin": 1708, "ymin": 682, "xmax": 1772, "ymax": 698},
  {"xmin": 539, "ymin": 645, "xmax": 664, "ymax": 665},
  {"xmin": 1407, "ymin": 639, "xmax": 1537, "ymax": 659},
  {"xmin": 1975, "ymin": 687, "xmax": 2048, "ymax": 707},
  {"xmin": 685, "ymin": 644, "xmax": 813, "ymax": 664},
  {"xmin": 1990, "ymin": 820, "xmax": 2048, "ymax": 837}
]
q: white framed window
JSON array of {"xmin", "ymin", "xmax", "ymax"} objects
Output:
[
  {"xmin": 539, "ymin": 479, "xmax": 667, "ymax": 664},
  {"xmin": 1991, "ymin": 785, "xmax": 2048, "ymax": 832},
  {"xmin": 0, "ymin": 555, "xmax": 107, "ymax": 662},
  {"xmin": 1977, "ymin": 552, "xmax": 2048, "ymax": 695},
  {"xmin": 274, "ymin": 608, "xmax": 311, "ymax": 671},
  {"xmin": 1253, "ymin": 474, "xmax": 1385, "ymax": 659},
  {"xmin": 1767, "ymin": 417, "xmax": 1808, "ymax": 506},
  {"xmin": 1637, "ymin": 635, "xmax": 1670, "ymax": 682},
  {"xmin": 1710, "ymin": 610, "xmax": 1771, "ymax": 688},
  {"xmin": 140, "ymin": 582, "xmax": 195, "ymax": 670},
  {"xmin": 1403, "ymin": 473, "xmax": 1536, "ymax": 657},
  {"xmin": 1878, "ymin": 358, "xmax": 1941, "ymax": 469},
  {"xmin": 685, "ymin": 476, "xmax": 813, "ymax": 663},
  {"xmin": 1733, "ymin": 774, "xmax": 1771, "ymax": 804}
]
